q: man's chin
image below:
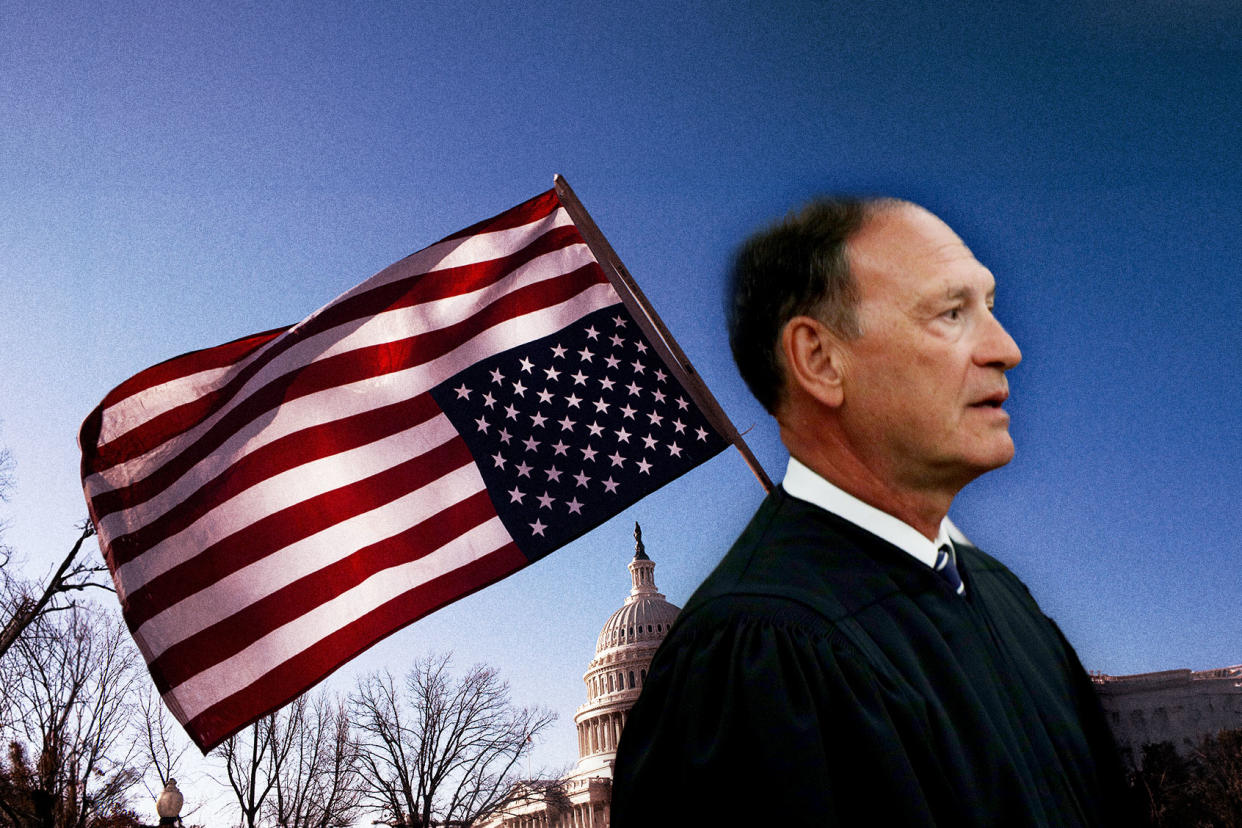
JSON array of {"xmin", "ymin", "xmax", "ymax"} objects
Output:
[
  {"xmin": 949, "ymin": 436, "xmax": 1016, "ymax": 484},
  {"xmin": 976, "ymin": 435, "xmax": 1016, "ymax": 472}
]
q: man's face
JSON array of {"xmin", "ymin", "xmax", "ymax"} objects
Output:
[{"xmin": 836, "ymin": 204, "xmax": 1023, "ymax": 491}]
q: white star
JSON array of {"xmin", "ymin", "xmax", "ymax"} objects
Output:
[
  {"xmin": 571, "ymin": 370, "xmax": 588, "ymax": 385},
  {"xmin": 552, "ymin": 440, "xmax": 569, "ymax": 455},
  {"xmin": 593, "ymin": 398, "xmax": 610, "ymax": 414},
  {"xmin": 653, "ymin": 389, "xmax": 667, "ymax": 403},
  {"xmin": 537, "ymin": 492, "xmax": 555, "ymax": 509},
  {"xmin": 454, "ymin": 383, "xmax": 471, "ymax": 400},
  {"xmin": 632, "ymin": 360, "xmax": 646, "ymax": 374},
  {"xmin": 587, "ymin": 421, "xmax": 605, "ymax": 437},
  {"xmin": 530, "ymin": 518, "xmax": 547, "ymax": 537},
  {"xmin": 647, "ymin": 410, "xmax": 664, "ymax": 427},
  {"xmin": 475, "ymin": 416, "xmax": 489, "ymax": 433},
  {"xmin": 519, "ymin": 357, "xmax": 535, "ymax": 373},
  {"xmin": 565, "ymin": 393, "xmax": 582, "ymax": 408},
  {"xmin": 637, "ymin": 458, "xmax": 653, "ymax": 475},
  {"xmin": 545, "ymin": 466, "xmax": 562, "ymax": 483},
  {"xmin": 490, "ymin": 367, "xmax": 505, "ymax": 384},
  {"xmin": 523, "ymin": 436, "xmax": 540, "ymax": 452},
  {"xmin": 616, "ymin": 427, "xmax": 632, "ymax": 443},
  {"xmin": 516, "ymin": 461, "xmax": 533, "ymax": 478},
  {"xmin": 610, "ymin": 333, "xmax": 624, "ymax": 348},
  {"xmin": 574, "ymin": 471, "xmax": 591, "ymax": 488},
  {"xmin": 581, "ymin": 445, "xmax": 598, "ymax": 461},
  {"xmin": 676, "ymin": 397, "xmax": 689, "ymax": 410},
  {"xmin": 492, "ymin": 452, "xmax": 506, "ymax": 469},
  {"xmin": 655, "ymin": 368, "xmax": 668, "ymax": 383},
  {"xmin": 504, "ymin": 404, "xmax": 519, "ymax": 421},
  {"xmin": 530, "ymin": 412, "xmax": 547, "ymax": 428},
  {"xmin": 558, "ymin": 415, "xmax": 576, "ymax": 431},
  {"xmin": 512, "ymin": 380, "xmax": 527, "ymax": 397},
  {"xmin": 620, "ymin": 404, "xmax": 636, "ymax": 419},
  {"xmin": 551, "ymin": 343, "xmax": 567, "ymax": 359},
  {"xmin": 609, "ymin": 451, "xmax": 626, "ymax": 467},
  {"xmin": 578, "ymin": 347, "xmax": 594, "ymax": 362},
  {"xmin": 668, "ymin": 442, "xmax": 683, "ymax": 458},
  {"xmin": 509, "ymin": 487, "xmax": 525, "ymax": 504},
  {"xmin": 673, "ymin": 419, "xmax": 686, "ymax": 434},
  {"xmin": 482, "ymin": 391, "xmax": 497, "ymax": 408},
  {"xmin": 612, "ymin": 315, "xmax": 627, "ymax": 328},
  {"xmin": 605, "ymin": 354, "xmax": 620, "ymax": 369},
  {"xmin": 544, "ymin": 365, "xmax": 561, "ymax": 381},
  {"xmin": 498, "ymin": 428, "xmax": 512, "ymax": 444},
  {"xmin": 642, "ymin": 434, "xmax": 658, "ymax": 450},
  {"xmin": 635, "ymin": 341, "xmax": 648, "ymax": 354},
  {"xmin": 566, "ymin": 497, "xmax": 584, "ymax": 515},
  {"xmin": 585, "ymin": 325, "xmax": 600, "ymax": 340},
  {"xmin": 695, "ymin": 426, "xmax": 709, "ymax": 441},
  {"xmin": 537, "ymin": 389, "xmax": 554, "ymax": 405},
  {"xmin": 602, "ymin": 477, "xmax": 620, "ymax": 493},
  {"xmin": 626, "ymin": 381, "xmax": 642, "ymax": 396}
]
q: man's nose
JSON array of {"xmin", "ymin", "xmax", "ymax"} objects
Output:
[{"xmin": 977, "ymin": 313, "xmax": 1022, "ymax": 370}]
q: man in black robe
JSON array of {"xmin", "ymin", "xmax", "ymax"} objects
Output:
[{"xmin": 610, "ymin": 198, "xmax": 1133, "ymax": 825}]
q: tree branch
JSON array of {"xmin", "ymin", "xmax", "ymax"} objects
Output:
[{"xmin": 0, "ymin": 520, "xmax": 111, "ymax": 662}]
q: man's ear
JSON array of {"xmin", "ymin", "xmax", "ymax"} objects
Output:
[{"xmin": 780, "ymin": 315, "xmax": 846, "ymax": 408}]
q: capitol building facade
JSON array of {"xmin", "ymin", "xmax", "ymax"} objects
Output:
[{"xmin": 480, "ymin": 525, "xmax": 676, "ymax": 828}]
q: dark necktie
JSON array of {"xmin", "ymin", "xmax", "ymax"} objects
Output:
[{"xmin": 934, "ymin": 542, "xmax": 966, "ymax": 596}]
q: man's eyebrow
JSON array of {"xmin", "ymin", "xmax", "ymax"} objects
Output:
[
  {"xmin": 918, "ymin": 285, "xmax": 972, "ymax": 309},
  {"xmin": 913, "ymin": 283, "xmax": 996, "ymax": 313},
  {"xmin": 945, "ymin": 283, "xmax": 998, "ymax": 302}
]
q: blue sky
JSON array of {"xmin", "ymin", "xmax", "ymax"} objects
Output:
[{"xmin": 2, "ymin": 0, "xmax": 1241, "ymax": 776}]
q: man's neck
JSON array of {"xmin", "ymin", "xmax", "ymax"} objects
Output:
[{"xmin": 781, "ymin": 430, "xmax": 953, "ymax": 541}]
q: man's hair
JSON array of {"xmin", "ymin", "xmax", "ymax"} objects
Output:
[{"xmin": 727, "ymin": 196, "xmax": 897, "ymax": 414}]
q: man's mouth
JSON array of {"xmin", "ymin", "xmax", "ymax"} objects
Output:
[{"xmin": 970, "ymin": 391, "xmax": 1009, "ymax": 409}]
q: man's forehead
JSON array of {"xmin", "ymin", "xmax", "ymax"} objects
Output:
[{"xmin": 849, "ymin": 204, "xmax": 994, "ymax": 293}]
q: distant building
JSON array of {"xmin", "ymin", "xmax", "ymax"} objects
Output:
[
  {"xmin": 1093, "ymin": 665, "xmax": 1242, "ymax": 767},
  {"xmin": 481, "ymin": 524, "xmax": 678, "ymax": 828}
]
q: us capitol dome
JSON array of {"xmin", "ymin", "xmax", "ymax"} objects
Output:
[
  {"xmin": 573, "ymin": 521, "xmax": 680, "ymax": 779},
  {"xmin": 481, "ymin": 522, "xmax": 678, "ymax": 828}
]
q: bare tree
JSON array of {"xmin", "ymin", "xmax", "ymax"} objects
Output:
[
  {"xmin": 132, "ymin": 686, "xmax": 193, "ymax": 804},
  {"xmin": 268, "ymin": 692, "xmax": 363, "ymax": 828},
  {"xmin": 0, "ymin": 604, "xmax": 143, "ymax": 828},
  {"xmin": 0, "ymin": 434, "xmax": 112, "ymax": 662},
  {"xmin": 216, "ymin": 690, "xmax": 361, "ymax": 828},
  {"xmin": 1188, "ymin": 729, "xmax": 1242, "ymax": 826},
  {"xmin": 217, "ymin": 716, "xmax": 284, "ymax": 828},
  {"xmin": 349, "ymin": 654, "xmax": 556, "ymax": 828},
  {"xmin": 0, "ymin": 521, "xmax": 113, "ymax": 662}
]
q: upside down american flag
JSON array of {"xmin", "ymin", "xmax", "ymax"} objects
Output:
[{"xmin": 79, "ymin": 180, "xmax": 745, "ymax": 751}]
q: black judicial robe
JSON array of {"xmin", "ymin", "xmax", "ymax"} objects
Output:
[{"xmin": 611, "ymin": 488, "xmax": 1133, "ymax": 826}]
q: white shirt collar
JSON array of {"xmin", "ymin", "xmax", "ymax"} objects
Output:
[{"xmin": 782, "ymin": 456, "xmax": 967, "ymax": 571}]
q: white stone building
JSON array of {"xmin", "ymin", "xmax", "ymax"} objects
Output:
[
  {"xmin": 480, "ymin": 524, "xmax": 678, "ymax": 828},
  {"xmin": 1093, "ymin": 665, "xmax": 1242, "ymax": 767}
]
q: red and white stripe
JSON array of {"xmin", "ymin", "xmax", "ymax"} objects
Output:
[{"xmin": 79, "ymin": 189, "xmax": 621, "ymax": 750}]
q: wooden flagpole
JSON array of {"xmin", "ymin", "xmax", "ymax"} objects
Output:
[{"xmin": 553, "ymin": 174, "xmax": 773, "ymax": 493}]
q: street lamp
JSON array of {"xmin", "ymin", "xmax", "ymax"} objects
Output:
[{"xmin": 156, "ymin": 779, "xmax": 184, "ymax": 827}]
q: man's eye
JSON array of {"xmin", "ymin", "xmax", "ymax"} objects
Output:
[{"xmin": 942, "ymin": 307, "xmax": 962, "ymax": 321}]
